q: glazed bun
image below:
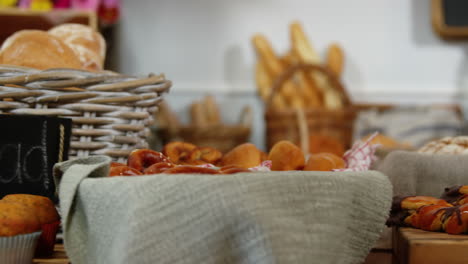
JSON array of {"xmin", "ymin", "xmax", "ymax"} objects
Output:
[
  {"xmin": 49, "ymin": 23, "xmax": 106, "ymax": 71},
  {"xmin": 0, "ymin": 30, "xmax": 82, "ymax": 70},
  {"xmin": 0, "ymin": 201, "xmax": 41, "ymax": 236}
]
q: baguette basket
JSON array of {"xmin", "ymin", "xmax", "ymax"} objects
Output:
[
  {"xmin": 265, "ymin": 63, "xmax": 356, "ymax": 153},
  {"xmin": 0, "ymin": 65, "xmax": 171, "ymax": 162}
]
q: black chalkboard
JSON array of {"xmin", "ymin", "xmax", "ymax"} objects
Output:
[
  {"xmin": 432, "ymin": 0, "xmax": 468, "ymax": 38},
  {"xmin": 0, "ymin": 115, "xmax": 72, "ymax": 202},
  {"xmin": 443, "ymin": 0, "xmax": 468, "ymax": 27}
]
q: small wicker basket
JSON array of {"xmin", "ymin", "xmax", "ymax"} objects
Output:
[
  {"xmin": 265, "ymin": 63, "xmax": 356, "ymax": 153},
  {"xmin": 0, "ymin": 65, "xmax": 171, "ymax": 162}
]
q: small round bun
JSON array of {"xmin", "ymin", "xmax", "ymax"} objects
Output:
[
  {"xmin": 49, "ymin": 23, "xmax": 106, "ymax": 70},
  {"xmin": 268, "ymin": 140, "xmax": 305, "ymax": 171},
  {"xmin": 0, "ymin": 30, "xmax": 82, "ymax": 70},
  {"xmin": 221, "ymin": 143, "xmax": 263, "ymax": 169}
]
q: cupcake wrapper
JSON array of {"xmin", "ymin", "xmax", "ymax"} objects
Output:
[
  {"xmin": 0, "ymin": 231, "xmax": 42, "ymax": 264},
  {"xmin": 35, "ymin": 220, "xmax": 61, "ymax": 258}
]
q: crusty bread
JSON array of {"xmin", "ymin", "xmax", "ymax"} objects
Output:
[
  {"xmin": 0, "ymin": 30, "xmax": 82, "ymax": 70},
  {"xmin": 49, "ymin": 23, "xmax": 106, "ymax": 70},
  {"xmin": 418, "ymin": 136, "xmax": 468, "ymax": 154}
]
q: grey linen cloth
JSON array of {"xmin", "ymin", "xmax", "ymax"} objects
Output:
[
  {"xmin": 54, "ymin": 156, "xmax": 392, "ymax": 264},
  {"xmin": 375, "ymin": 150, "xmax": 468, "ymax": 197}
]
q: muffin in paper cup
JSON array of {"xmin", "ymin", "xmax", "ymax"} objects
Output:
[
  {"xmin": 34, "ymin": 220, "xmax": 61, "ymax": 257},
  {"xmin": 0, "ymin": 231, "xmax": 42, "ymax": 264}
]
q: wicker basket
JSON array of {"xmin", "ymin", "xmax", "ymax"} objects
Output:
[
  {"xmin": 0, "ymin": 65, "xmax": 171, "ymax": 162},
  {"xmin": 265, "ymin": 63, "xmax": 356, "ymax": 153}
]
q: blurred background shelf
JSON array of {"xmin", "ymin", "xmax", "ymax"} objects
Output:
[{"xmin": 0, "ymin": 8, "xmax": 97, "ymax": 45}]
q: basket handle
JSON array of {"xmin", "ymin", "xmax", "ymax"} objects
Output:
[{"xmin": 266, "ymin": 63, "xmax": 351, "ymax": 108}]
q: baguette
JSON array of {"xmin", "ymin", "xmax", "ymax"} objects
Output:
[
  {"xmin": 203, "ymin": 95, "xmax": 221, "ymax": 125},
  {"xmin": 326, "ymin": 43, "xmax": 344, "ymax": 77},
  {"xmin": 190, "ymin": 101, "xmax": 207, "ymax": 127}
]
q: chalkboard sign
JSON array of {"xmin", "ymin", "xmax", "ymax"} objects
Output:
[
  {"xmin": 0, "ymin": 115, "xmax": 71, "ymax": 202},
  {"xmin": 432, "ymin": 0, "xmax": 468, "ymax": 39}
]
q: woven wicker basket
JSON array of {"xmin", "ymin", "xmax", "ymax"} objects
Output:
[
  {"xmin": 265, "ymin": 63, "xmax": 356, "ymax": 153},
  {"xmin": 0, "ymin": 65, "xmax": 171, "ymax": 162}
]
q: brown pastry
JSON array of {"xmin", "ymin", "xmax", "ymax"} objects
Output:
[
  {"xmin": 0, "ymin": 201, "xmax": 41, "ymax": 236},
  {"xmin": 48, "ymin": 23, "xmax": 106, "ymax": 71},
  {"xmin": 127, "ymin": 149, "xmax": 172, "ymax": 172},
  {"xmin": 162, "ymin": 142, "xmax": 198, "ymax": 164},
  {"xmin": 308, "ymin": 134, "xmax": 345, "ymax": 157},
  {"xmin": 220, "ymin": 143, "xmax": 263, "ymax": 169},
  {"xmin": 0, "ymin": 30, "xmax": 82, "ymax": 70},
  {"xmin": 268, "ymin": 140, "xmax": 305, "ymax": 171},
  {"xmin": 303, "ymin": 152, "xmax": 345, "ymax": 171}
]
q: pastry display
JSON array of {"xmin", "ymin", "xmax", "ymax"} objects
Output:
[
  {"xmin": 418, "ymin": 136, "xmax": 468, "ymax": 155},
  {"xmin": 387, "ymin": 188, "xmax": 468, "ymax": 235},
  {"xmin": 0, "ymin": 24, "xmax": 106, "ymax": 71}
]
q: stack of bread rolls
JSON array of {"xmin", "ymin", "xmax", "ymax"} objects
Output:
[{"xmin": 0, "ymin": 23, "xmax": 106, "ymax": 71}]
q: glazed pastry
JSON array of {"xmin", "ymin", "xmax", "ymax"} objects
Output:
[
  {"xmin": 441, "ymin": 185, "xmax": 468, "ymax": 204},
  {"xmin": 268, "ymin": 140, "xmax": 305, "ymax": 171},
  {"xmin": 162, "ymin": 142, "xmax": 198, "ymax": 164},
  {"xmin": 109, "ymin": 165, "xmax": 143, "ymax": 177},
  {"xmin": 127, "ymin": 149, "xmax": 172, "ymax": 172}
]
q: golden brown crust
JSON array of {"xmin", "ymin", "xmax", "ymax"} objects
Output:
[
  {"xmin": 268, "ymin": 140, "xmax": 305, "ymax": 171},
  {"xmin": 0, "ymin": 30, "xmax": 82, "ymax": 70},
  {"xmin": 0, "ymin": 201, "xmax": 41, "ymax": 236},
  {"xmin": 1, "ymin": 194, "xmax": 59, "ymax": 225},
  {"xmin": 221, "ymin": 143, "xmax": 263, "ymax": 169},
  {"xmin": 303, "ymin": 153, "xmax": 345, "ymax": 171}
]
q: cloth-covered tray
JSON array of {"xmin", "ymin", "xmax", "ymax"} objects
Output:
[{"xmin": 54, "ymin": 156, "xmax": 392, "ymax": 264}]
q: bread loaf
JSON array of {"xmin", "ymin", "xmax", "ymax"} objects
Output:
[{"xmin": 0, "ymin": 30, "xmax": 82, "ymax": 70}]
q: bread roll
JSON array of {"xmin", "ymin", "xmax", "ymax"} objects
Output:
[
  {"xmin": 268, "ymin": 140, "xmax": 305, "ymax": 171},
  {"xmin": 49, "ymin": 23, "xmax": 106, "ymax": 71},
  {"xmin": 0, "ymin": 30, "xmax": 82, "ymax": 70}
]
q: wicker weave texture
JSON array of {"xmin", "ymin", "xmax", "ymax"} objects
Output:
[{"xmin": 0, "ymin": 65, "xmax": 171, "ymax": 162}]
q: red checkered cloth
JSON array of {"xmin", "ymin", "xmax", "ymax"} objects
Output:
[{"xmin": 334, "ymin": 132, "xmax": 380, "ymax": 172}]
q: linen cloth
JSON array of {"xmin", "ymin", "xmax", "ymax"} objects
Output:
[{"xmin": 54, "ymin": 156, "xmax": 392, "ymax": 264}]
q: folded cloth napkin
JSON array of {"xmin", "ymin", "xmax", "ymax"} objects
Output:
[
  {"xmin": 54, "ymin": 156, "xmax": 392, "ymax": 264},
  {"xmin": 374, "ymin": 150, "xmax": 468, "ymax": 197}
]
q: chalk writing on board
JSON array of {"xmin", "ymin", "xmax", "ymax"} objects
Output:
[{"xmin": 0, "ymin": 120, "xmax": 49, "ymax": 189}]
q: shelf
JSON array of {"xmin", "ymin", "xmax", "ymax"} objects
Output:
[{"xmin": 0, "ymin": 8, "xmax": 97, "ymax": 45}]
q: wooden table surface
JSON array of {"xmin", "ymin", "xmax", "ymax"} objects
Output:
[
  {"xmin": 393, "ymin": 227, "xmax": 468, "ymax": 264},
  {"xmin": 33, "ymin": 244, "xmax": 70, "ymax": 264}
]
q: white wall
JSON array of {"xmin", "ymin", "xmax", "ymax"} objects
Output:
[{"xmin": 114, "ymin": 0, "xmax": 468, "ymax": 149}]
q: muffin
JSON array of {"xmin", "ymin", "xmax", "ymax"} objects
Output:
[
  {"xmin": 2, "ymin": 194, "xmax": 60, "ymax": 257},
  {"xmin": 0, "ymin": 201, "xmax": 42, "ymax": 264}
]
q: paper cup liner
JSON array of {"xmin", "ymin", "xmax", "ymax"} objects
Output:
[
  {"xmin": 0, "ymin": 231, "xmax": 42, "ymax": 264},
  {"xmin": 34, "ymin": 220, "xmax": 60, "ymax": 258}
]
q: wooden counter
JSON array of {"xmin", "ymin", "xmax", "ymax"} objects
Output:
[
  {"xmin": 393, "ymin": 227, "xmax": 468, "ymax": 264},
  {"xmin": 33, "ymin": 244, "xmax": 69, "ymax": 264}
]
